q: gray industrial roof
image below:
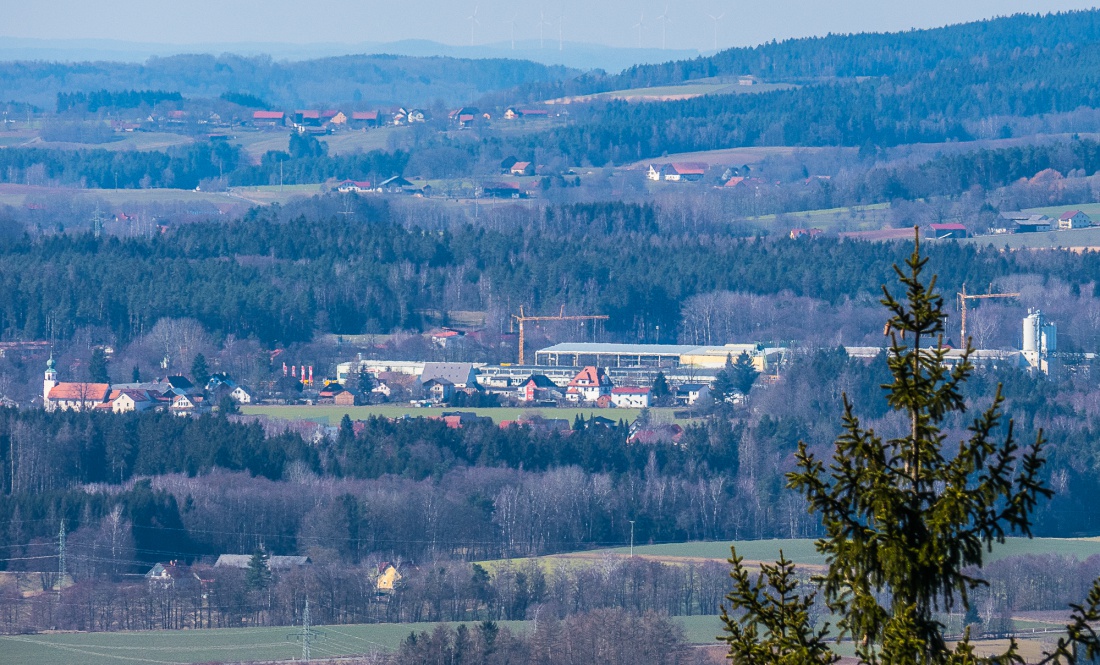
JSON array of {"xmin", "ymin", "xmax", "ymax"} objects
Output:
[{"xmin": 536, "ymin": 343, "xmax": 699, "ymax": 355}]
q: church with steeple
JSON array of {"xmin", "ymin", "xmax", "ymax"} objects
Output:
[{"xmin": 42, "ymin": 356, "xmax": 111, "ymax": 412}]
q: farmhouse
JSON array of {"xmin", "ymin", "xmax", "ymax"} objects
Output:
[
  {"xmin": 1059, "ymin": 210, "xmax": 1093, "ymax": 229},
  {"xmin": 509, "ymin": 161, "xmax": 534, "ymax": 176},
  {"xmin": 252, "ymin": 110, "xmax": 285, "ymax": 126},
  {"xmin": 350, "ymin": 111, "xmax": 380, "ymax": 128}
]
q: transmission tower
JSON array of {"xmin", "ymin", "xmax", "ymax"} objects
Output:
[
  {"xmin": 287, "ymin": 596, "xmax": 323, "ymax": 662},
  {"xmin": 58, "ymin": 519, "xmax": 66, "ymax": 591},
  {"xmin": 92, "ymin": 203, "xmax": 105, "ymax": 239}
]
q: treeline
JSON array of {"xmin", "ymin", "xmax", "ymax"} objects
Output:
[
  {"xmin": 510, "ymin": 9, "xmax": 1100, "ymax": 99},
  {"xmin": 0, "ymin": 136, "xmax": 406, "ymax": 190},
  {"xmin": 56, "ymin": 89, "xmax": 183, "ymax": 113},
  {"xmin": 494, "ymin": 11, "xmax": 1100, "ymax": 165},
  {"xmin": 861, "ymin": 138, "xmax": 1100, "ymax": 200},
  {"xmin": 3, "ymin": 53, "xmax": 574, "ymax": 110},
  {"xmin": 0, "ymin": 140, "xmax": 240, "ymax": 190},
  {"xmin": 2, "ymin": 202, "xmax": 1099, "ymax": 344}
]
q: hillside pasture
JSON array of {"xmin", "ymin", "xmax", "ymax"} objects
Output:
[
  {"xmin": 960, "ymin": 226, "xmax": 1100, "ymax": 250},
  {"xmin": 479, "ymin": 537, "xmax": 1100, "ymax": 574}
]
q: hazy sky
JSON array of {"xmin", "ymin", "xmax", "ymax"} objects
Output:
[{"xmin": 6, "ymin": 1, "xmax": 1100, "ymax": 52}]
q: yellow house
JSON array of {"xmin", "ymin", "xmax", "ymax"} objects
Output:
[{"xmin": 376, "ymin": 563, "xmax": 402, "ymax": 592}]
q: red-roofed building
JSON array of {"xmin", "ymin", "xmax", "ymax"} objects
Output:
[
  {"xmin": 252, "ymin": 110, "xmax": 285, "ymax": 126},
  {"xmin": 611, "ymin": 386, "xmax": 650, "ymax": 408},
  {"xmin": 665, "ymin": 163, "xmax": 706, "ymax": 181},
  {"xmin": 566, "ymin": 366, "xmax": 613, "ymax": 403},
  {"xmin": 351, "ymin": 111, "xmax": 380, "ymax": 127},
  {"xmin": 336, "ymin": 180, "xmax": 372, "ymax": 193},
  {"xmin": 509, "ymin": 161, "xmax": 534, "ymax": 176},
  {"xmin": 928, "ymin": 223, "xmax": 968, "ymax": 239},
  {"xmin": 1058, "ymin": 210, "xmax": 1093, "ymax": 229},
  {"xmin": 43, "ymin": 357, "xmax": 110, "ymax": 412}
]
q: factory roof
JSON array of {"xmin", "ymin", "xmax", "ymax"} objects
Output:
[{"xmin": 536, "ymin": 343, "xmax": 699, "ymax": 355}]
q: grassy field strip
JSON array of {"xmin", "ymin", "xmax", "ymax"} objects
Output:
[
  {"xmin": 479, "ymin": 537, "xmax": 1100, "ymax": 574},
  {"xmin": 0, "ymin": 617, "xmax": 727, "ymax": 665},
  {"xmin": 241, "ymin": 405, "xmax": 690, "ymax": 426},
  {"xmin": 960, "ymin": 226, "xmax": 1100, "ymax": 250}
]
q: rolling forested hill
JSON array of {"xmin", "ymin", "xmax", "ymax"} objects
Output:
[
  {"xmin": 519, "ymin": 10, "xmax": 1100, "ymax": 97},
  {"xmin": 495, "ymin": 10, "xmax": 1100, "ymax": 164},
  {"xmin": 0, "ymin": 53, "xmax": 576, "ymax": 109}
]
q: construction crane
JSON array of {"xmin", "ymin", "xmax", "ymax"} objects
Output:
[
  {"xmin": 957, "ymin": 285, "xmax": 1020, "ymax": 343},
  {"xmin": 511, "ymin": 306, "xmax": 609, "ymax": 365}
]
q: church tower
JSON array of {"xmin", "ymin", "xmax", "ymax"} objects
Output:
[{"xmin": 43, "ymin": 355, "xmax": 58, "ymax": 410}]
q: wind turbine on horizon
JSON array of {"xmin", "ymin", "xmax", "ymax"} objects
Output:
[
  {"xmin": 656, "ymin": 4, "xmax": 671, "ymax": 50},
  {"xmin": 632, "ymin": 12, "xmax": 645, "ymax": 49},
  {"xmin": 538, "ymin": 10, "xmax": 552, "ymax": 49},
  {"xmin": 467, "ymin": 4, "xmax": 480, "ymax": 46},
  {"xmin": 706, "ymin": 12, "xmax": 725, "ymax": 52},
  {"xmin": 557, "ymin": 6, "xmax": 565, "ymax": 52},
  {"xmin": 504, "ymin": 12, "xmax": 519, "ymax": 50}
]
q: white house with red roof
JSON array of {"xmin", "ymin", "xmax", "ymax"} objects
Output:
[
  {"xmin": 611, "ymin": 386, "xmax": 651, "ymax": 408},
  {"xmin": 110, "ymin": 389, "xmax": 157, "ymax": 413},
  {"xmin": 1058, "ymin": 210, "xmax": 1093, "ymax": 229},
  {"xmin": 566, "ymin": 366, "xmax": 613, "ymax": 403}
]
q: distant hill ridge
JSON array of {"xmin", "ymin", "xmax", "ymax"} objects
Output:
[
  {"xmin": 512, "ymin": 9, "xmax": 1100, "ymax": 101},
  {"xmin": 0, "ymin": 53, "xmax": 577, "ymax": 109}
]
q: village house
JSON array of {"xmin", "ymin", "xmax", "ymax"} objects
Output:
[
  {"xmin": 334, "ymin": 390, "xmax": 359, "ymax": 406},
  {"xmin": 350, "ymin": 111, "xmax": 380, "ymax": 128},
  {"xmin": 1000, "ymin": 211, "xmax": 1053, "ymax": 233},
  {"xmin": 110, "ymin": 389, "xmax": 158, "ymax": 413},
  {"xmin": 422, "ymin": 378, "xmax": 455, "ymax": 403},
  {"xmin": 376, "ymin": 563, "xmax": 402, "ymax": 592},
  {"xmin": 611, "ymin": 386, "xmax": 651, "ymax": 408},
  {"xmin": 230, "ymin": 386, "xmax": 254, "ymax": 404},
  {"xmin": 251, "ymin": 110, "xmax": 285, "ymax": 127},
  {"xmin": 566, "ymin": 366, "xmax": 613, "ymax": 403},
  {"xmin": 517, "ymin": 374, "xmax": 562, "ymax": 403},
  {"xmin": 675, "ymin": 383, "xmax": 712, "ymax": 406},
  {"xmin": 649, "ymin": 163, "xmax": 707, "ymax": 182},
  {"xmin": 509, "ymin": 161, "xmax": 535, "ymax": 176},
  {"xmin": 336, "ymin": 180, "xmax": 372, "ymax": 193},
  {"xmin": 1058, "ymin": 210, "xmax": 1093, "ymax": 229}
]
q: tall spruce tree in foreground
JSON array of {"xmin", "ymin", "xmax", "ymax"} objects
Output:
[{"xmin": 722, "ymin": 234, "xmax": 1100, "ymax": 665}]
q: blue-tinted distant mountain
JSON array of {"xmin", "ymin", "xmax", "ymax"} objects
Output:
[
  {"xmin": 0, "ymin": 36, "xmax": 700, "ymax": 74},
  {"xmin": 0, "ymin": 52, "xmax": 579, "ymax": 109}
]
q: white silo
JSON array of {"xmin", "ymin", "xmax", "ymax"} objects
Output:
[
  {"xmin": 1022, "ymin": 310, "xmax": 1040, "ymax": 354},
  {"xmin": 1041, "ymin": 321, "xmax": 1057, "ymax": 354}
]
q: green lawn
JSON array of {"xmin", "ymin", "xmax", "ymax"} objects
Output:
[
  {"xmin": 960, "ymin": 226, "xmax": 1100, "ymax": 249},
  {"xmin": 0, "ymin": 621, "xmax": 527, "ymax": 665},
  {"xmin": 0, "ymin": 616, "xmax": 728, "ymax": 664},
  {"xmin": 241, "ymin": 405, "xmax": 688, "ymax": 426}
]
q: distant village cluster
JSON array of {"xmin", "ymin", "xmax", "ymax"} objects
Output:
[{"xmin": 42, "ymin": 355, "xmax": 252, "ymax": 415}]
